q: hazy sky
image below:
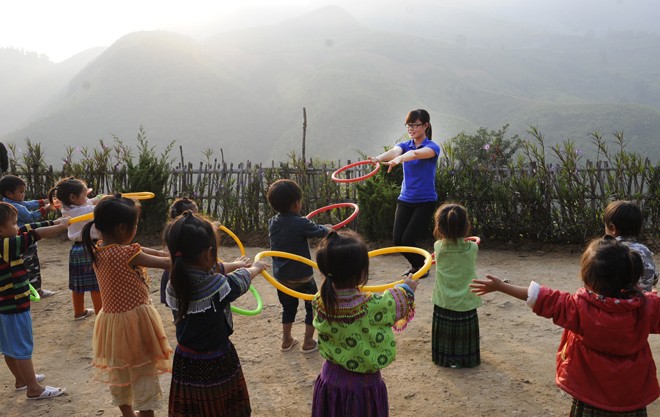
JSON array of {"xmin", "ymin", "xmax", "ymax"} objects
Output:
[{"xmin": 2, "ymin": 0, "xmax": 658, "ymax": 62}]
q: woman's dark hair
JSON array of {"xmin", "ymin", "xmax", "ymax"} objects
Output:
[
  {"xmin": 163, "ymin": 211, "xmax": 218, "ymax": 323},
  {"xmin": 0, "ymin": 202, "xmax": 18, "ymax": 225},
  {"xmin": 169, "ymin": 197, "xmax": 198, "ymax": 219},
  {"xmin": 434, "ymin": 203, "xmax": 470, "ymax": 241},
  {"xmin": 603, "ymin": 200, "xmax": 643, "ymax": 237},
  {"xmin": 267, "ymin": 179, "xmax": 302, "ymax": 214},
  {"xmin": 0, "ymin": 175, "xmax": 26, "ymax": 198},
  {"xmin": 82, "ymin": 195, "xmax": 139, "ymax": 264},
  {"xmin": 581, "ymin": 236, "xmax": 643, "ymax": 299},
  {"xmin": 48, "ymin": 177, "xmax": 87, "ymax": 206},
  {"xmin": 316, "ymin": 230, "xmax": 369, "ymax": 319},
  {"xmin": 405, "ymin": 109, "xmax": 432, "ymax": 139}
]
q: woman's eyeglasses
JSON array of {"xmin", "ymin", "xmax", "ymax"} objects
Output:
[{"xmin": 405, "ymin": 123, "xmax": 424, "ymax": 130}]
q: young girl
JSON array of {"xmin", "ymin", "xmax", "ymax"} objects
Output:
[
  {"xmin": 471, "ymin": 237, "xmax": 660, "ymax": 416},
  {"xmin": 82, "ymin": 195, "xmax": 172, "ymax": 417},
  {"xmin": 160, "ymin": 197, "xmax": 250, "ymax": 308},
  {"xmin": 48, "ymin": 177, "xmax": 103, "ymax": 320},
  {"xmin": 163, "ymin": 210, "xmax": 268, "ymax": 417},
  {"xmin": 431, "ymin": 203, "xmax": 481, "ymax": 368},
  {"xmin": 311, "ymin": 230, "xmax": 417, "ymax": 417}
]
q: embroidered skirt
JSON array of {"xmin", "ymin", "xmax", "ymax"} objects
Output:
[
  {"xmin": 69, "ymin": 242, "xmax": 99, "ymax": 292},
  {"xmin": 432, "ymin": 305, "xmax": 480, "ymax": 368},
  {"xmin": 570, "ymin": 399, "xmax": 647, "ymax": 417},
  {"xmin": 169, "ymin": 341, "xmax": 251, "ymax": 417},
  {"xmin": 312, "ymin": 360, "xmax": 388, "ymax": 417}
]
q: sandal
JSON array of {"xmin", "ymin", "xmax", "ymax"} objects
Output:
[
  {"xmin": 74, "ymin": 308, "xmax": 94, "ymax": 321},
  {"xmin": 281, "ymin": 338, "xmax": 299, "ymax": 352},
  {"xmin": 27, "ymin": 386, "xmax": 66, "ymax": 400},
  {"xmin": 15, "ymin": 374, "xmax": 45, "ymax": 391},
  {"xmin": 301, "ymin": 340, "xmax": 319, "ymax": 354}
]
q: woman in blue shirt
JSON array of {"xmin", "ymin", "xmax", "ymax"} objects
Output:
[{"xmin": 370, "ymin": 109, "xmax": 440, "ymax": 277}]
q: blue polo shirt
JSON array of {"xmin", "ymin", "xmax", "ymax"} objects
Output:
[{"xmin": 396, "ymin": 138, "xmax": 440, "ymax": 203}]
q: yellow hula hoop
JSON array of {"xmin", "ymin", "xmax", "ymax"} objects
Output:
[
  {"xmin": 216, "ymin": 225, "xmax": 263, "ymax": 316},
  {"xmin": 218, "ymin": 225, "xmax": 246, "ymax": 256},
  {"xmin": 253, "ymin": 246, "xmax": 432, "ymax": 300},
  {"xmin": 361, "ymin": 246, "xmax": 432, "ymax": 292},
  {"xmin": 68, "ymin": 192, "xmax": 156, "ymax": 224},
  {"xmin": 254, "ymin": 251, "xmax": 317, "ymax": 301}
]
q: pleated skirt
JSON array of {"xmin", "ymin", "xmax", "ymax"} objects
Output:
[
  {"xmin": 169, "ymin": 341, "xmax": 251, "ymax": 417},
  {"xmin": 432, "ymin": 305, "xmax": 480, "ymax": 368},
  {"xmin": 69, "ymin": 242, "xmax": 99, "ymax": 292},
  {"xmin": 570, "ymin": 399, "xmax": 647, "ymax": 417},
  {"xmin": 312, "ymin": 360, "xmax": 388, "ymax": 417}
]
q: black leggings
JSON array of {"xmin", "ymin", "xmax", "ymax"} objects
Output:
[{"xmin": 393, "ymin": 200, "xmax": 436, "ymax": 268}]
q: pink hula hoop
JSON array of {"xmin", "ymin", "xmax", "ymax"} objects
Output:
[
  {"xmin": 331, "ymin": 160, "xmax": 380, "ymax": 183},
  {"xmin": 306, "ymin": 203, "xmax": 359, "ymax": 230}
]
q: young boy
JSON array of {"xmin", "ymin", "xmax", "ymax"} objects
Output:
[
  {"xmin": 0, "ymin": 202, "xmax": 68, "ymax": 399},
  {"xmin": 0, "ymin": 175, "xmax": 56, "ymax": 297},
  {"xmin": 604, "ymin": 200, "xmax": 658, "ymax": 292},
  {"xmin": 267, "ymin": 179, "xmax": 330, "ymax": 353}
]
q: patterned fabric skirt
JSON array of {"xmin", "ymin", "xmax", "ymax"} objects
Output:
[
  {"xmin": 312, "ymin": 360, "xmax": 388, "ymax": 417},
  {"xmin": 69, "ymin": 242, "xmax": 99, "ymax": 292},
  {"xmin": 570, "ymin": 399, "xmax": 647, "ymax": 417},
  {"xmin": 169, "ymin": 342, "xmax": 251, "ymax": 417},
  {"xmin": 432, "ymin": 305, "xmax": 480, "ymax": 368}
]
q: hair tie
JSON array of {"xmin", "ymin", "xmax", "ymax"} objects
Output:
[{"xmin": 175, "ymin": 251, "xmax": 183, "ymax": 257}]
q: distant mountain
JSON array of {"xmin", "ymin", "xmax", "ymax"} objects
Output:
[{"xmin": 2, "ymin": 5, "xmax": 660, "ymax": 165}]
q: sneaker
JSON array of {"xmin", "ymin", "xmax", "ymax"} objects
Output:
[{"xmin": 38, "ymin": 289, "xmax": 56, "ymax": 298}]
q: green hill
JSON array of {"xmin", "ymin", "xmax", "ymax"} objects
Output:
[{"xmin": 2, "ymin": 5, "xmax": 659, "ymax": 164}]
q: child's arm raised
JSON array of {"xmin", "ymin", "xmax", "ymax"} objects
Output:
[
  {"xmin": 32, "ymin": 217, "xmax": 70, "ymax": 239},
  {"xmin": 470, "ymin": 274, "xmax": 528, "ymax": 301},
  {"xmin": 130, "ymin": 250, "xmax": 171, "ymax": 270},
  {"xmin": 141, "ymin": 246, "xmax": 169, "ymax": 258},
  {"xmin": 223, "ymin": 256, "xmax": 252, "ymax": 274}
]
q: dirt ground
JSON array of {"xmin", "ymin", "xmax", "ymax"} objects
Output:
[{"xmin": 2, "ymin": 237, "xmax": 660, "ymax": 417}]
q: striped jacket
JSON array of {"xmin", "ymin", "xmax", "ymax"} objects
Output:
[{"xmin": 0, "ymin": 221, "xmax": 53, "ymax": 314}]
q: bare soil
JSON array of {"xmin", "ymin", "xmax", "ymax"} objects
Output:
[{"xmin": 2, "ymin": 237, "xmax": 660, "ymax": 417}]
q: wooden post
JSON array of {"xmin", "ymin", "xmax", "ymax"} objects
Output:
[{"xmin": 302, "ymin": 107, "xmax": 307, "ymax": 163}]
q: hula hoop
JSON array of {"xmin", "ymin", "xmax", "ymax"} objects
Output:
[
  {"xmin": 305, "ymin": 203, "xmax": 359, "ymax": 230},
  {"xmin": 215, "ymin": 225, "xmax": 262, "ymax": 316},
  {"xmin": 218, "ymin": 225, "xmax": 246, "ymax": 256},
  {"xmin": 29, "ymin": 283, "xmax": 40, "ymax": 302},
  {"xmin": 68, "ymin": 192, "xmax": 157, "ymax": 224},
  {"xmin": 361, "ymin": 246, "xmax": 433, "ymax": 292},
  {"xmin": 254, "ymin": 251, "xmax": 318, "ymax": 301},
  {"xmin": 254, "ymin": 246, "xmax": 432, "ymax": 300},
  {"xmin": 431, "ymin": 236, "xmax": 481, "ymax": 265},
  {"xmin": 331, "ymin": 160, "xmax": 380, "ymax": 183}
]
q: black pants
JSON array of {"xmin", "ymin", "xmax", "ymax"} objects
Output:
[
  {"xmin": 393, "ymin": 200, "xmax": 436, "ymax": 269},
  {"xmin": 277, "ymin": 279, "xmax": 318, "ymax": 325}
]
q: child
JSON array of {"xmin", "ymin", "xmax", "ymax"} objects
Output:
[
  {"xmin": 163, "ymin": 210, "xmax": 269, "ymax": 417},
  {"xmin": 160, "ymin": 197, "xmax": 250, "ymax": 308},
  {"xmin": 312, "ymin": 230, "xmax": 417, "ymax": 417},
  {"xmin": 603, "ymin": 200, "xmax": 658, "ymax": 292},
  {"xmin": 471, "ymin": 237, "xmax": 660, "ymax": 415},
  {"xmin": 82, "ymin": 195, "xmax": 172, "ymax": 417},
  {"xmin": 48, "ymin": 177, "xmax": 103, "ymax": 320},
  {"xmin": 0, "ymin": 174, "xmax": 56, "ymax": 297},
  {"xmin": 0, "ymin": 202, "xmax": 68, "ymax": 399},
  {"xmin": 267, "ymin": 179, "xmax": 330, "ymax": 353},
  {"xmin": 431, "ymin": 203, "xmax": 481, "ymax": 368}
]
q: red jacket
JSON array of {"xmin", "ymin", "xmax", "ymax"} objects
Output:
[{"xmin": 532, "ymin": 284, "xmax": 660, "ymax": 411}]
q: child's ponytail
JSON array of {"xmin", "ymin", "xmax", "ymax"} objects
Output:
[
  {"xmin": 317, "ymin": 232, "xmax": 340, "ymax": 317},
  {"xmin": 82, "ymin": 220, "xmax": 97, "ymax": 264}
]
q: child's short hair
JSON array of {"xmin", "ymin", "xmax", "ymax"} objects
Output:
[
  {"xmin": 581, "ymin": 236, "xmax": 643, "ymax": 299},
  {"xmin": 48, "ymin": 177, "xmax": 87, "ymax": 206},
  {"xmin": 267, "ymin": 179, "xmax": 302, "ymax": 213},
  {"xmin": 169, "ymin": 197, "xmax": 198, "ymax": 219},
  {"xmin": 433, "ymin": 203, "xmax": 470, "ymax": 241},
  {"xmin": 603, "ymin": 200, "xmax": 643, "ymax": 237},
  {"xmin": 0, "ymin": 202, "xmax": 18, "ymax": 225},
  {"xmin": 0, "ymin": 175, "xmax": 26, "ymax": 198}
]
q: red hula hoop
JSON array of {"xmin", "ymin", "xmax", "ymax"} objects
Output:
[
  {"xmin": 331, "ymin": 160, "xmax": 380, "ymax": 183},
  {"xmin": 306, "ymin": 203, "xmax": 359, "ymax": 230},
  {"xmin": 432, "ymin": 236, "xmax": 480, "ymax": 264}
]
